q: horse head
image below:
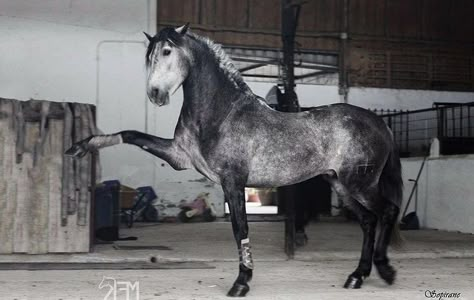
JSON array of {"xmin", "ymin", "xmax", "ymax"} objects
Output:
[{"xmin": 144, "ymin": 23, "xmax": 191, "ymax": 106}]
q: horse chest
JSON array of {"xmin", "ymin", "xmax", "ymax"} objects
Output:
[
  {"xmin": 187, "ymin": 151, "xmax": 221, "ymax": 184},
  {"xmin": 195, "ymin": 164, "xmax": 221, "ymax": 183}
]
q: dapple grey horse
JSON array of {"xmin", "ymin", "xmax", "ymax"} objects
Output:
[{"xmin": 67, "ymin": 24, "xmax": 403, "ymax": 297}]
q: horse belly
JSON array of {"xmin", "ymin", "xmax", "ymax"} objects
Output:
[
  {"xmin": 245, "ymin": 132, "xmax": 384, "ymax": 188},
  {"xmin": 246, "ymin": 149, "xmax": 327, "ymax": 187},
  {"xmin": 247, "ymin": 165, "xmax": 322, "ymax": 187}
]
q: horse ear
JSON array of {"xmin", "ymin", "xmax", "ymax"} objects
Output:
[
  {"xmin": 175, "ymin": 23, "xmax": 190, "ymax": 35},
  {"xmin": 143, "ymin": 32, "xmax": 153, "ymax": 42}
]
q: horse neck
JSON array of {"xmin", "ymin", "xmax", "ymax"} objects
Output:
[{"xmin": 179, "ymin": 58, "xmax": 249, "ymax": 131}]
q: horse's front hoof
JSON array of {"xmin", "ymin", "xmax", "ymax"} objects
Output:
[
  {"xmin": 65, "ymin": 144, "xmax": 88, "ymax": 158},
  {"xmin": 65, "ymin": 137, "xmax": 93, "ymax": 158},
  {"xmin": 377, "ymin": 264, "xmax": 396, "ymax": 285},
  {"xmin": 343, "ymin": 275, "xmax": 363, "ymax": 289},
  {"xmin": 227, "ymin": 283, "xmax": 249, "ymax": 297}
]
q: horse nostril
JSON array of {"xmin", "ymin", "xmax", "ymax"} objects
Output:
[{"xmin": 151, "ymin": 88, "xmax": 159, "ymax": 98}]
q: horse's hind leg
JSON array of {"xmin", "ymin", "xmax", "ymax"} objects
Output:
[
  {"xmin": 323, "ymin": 174, "xmax": 377, "ymax": 289},
  {"xmin": 222, "ymin": 176, "xmax": 253, "ymax": 297},
  {"xmin": 374, "ymin": 202, "xmax": 400, "ymax": 285},
  {"xmin": 343, "ymin": 195, "xmax": 378, "ymax": 289}
]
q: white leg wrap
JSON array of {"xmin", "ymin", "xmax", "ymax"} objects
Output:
[
  {"xmin": 89, "ymin": 134, "xmax": 122, "ymax": 148},
  {"xmin": 240, "ymin": 238, "xmax": 254, "ymax": 269}
]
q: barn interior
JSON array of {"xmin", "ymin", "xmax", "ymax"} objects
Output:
[{"xmin": 0, "ymin": 1, "xmax": 473, "ymax": 299}]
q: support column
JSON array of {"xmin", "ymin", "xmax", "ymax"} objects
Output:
[{"xmin": 279, "ymin": 0, "xmax": 302, "ymax": 259}]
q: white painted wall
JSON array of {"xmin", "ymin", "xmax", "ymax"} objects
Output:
[
  {"xmin": 1, "ymin": 0, "xmax": 473, "ymax": 219},
  {"xmin": 401, "ymin": 153, "xmax": 474, "ymax": 234},
  {"xmin": 0, "ymin": 0, "xmax": 215, "ymax": 217},
  {"xmin": 348, "ymin": 87, "xmax": 473, "ymax": 110},
  {"xmin": 252, "ymin": 83, "xmax": 474, "ymax": 111}
]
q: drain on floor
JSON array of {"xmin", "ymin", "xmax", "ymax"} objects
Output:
[
  {"xmin": 0, "ymin": 262, "xmax": 213, "ymax": 270},
  {"xmin": 113, "ymin": 245, "xmax": 172, "ymax": 250}
]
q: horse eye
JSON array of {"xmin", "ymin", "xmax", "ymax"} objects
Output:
[{"xmin": 163, "ymin": 49, "xmax": 171, "ymax": 56}]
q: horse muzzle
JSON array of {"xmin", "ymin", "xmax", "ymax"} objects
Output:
[{"xmin": 147, "ymin": 88, "xmax": 170, "ymax": 106}]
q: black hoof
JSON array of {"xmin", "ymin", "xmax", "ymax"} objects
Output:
[
  {"xmin": 65, "ymin": 137, "xmax": 92, "ymax": 158},
  {"xmin": 343, "ymin": 275, "xmax": 363, "ymax": 289},
  {"xmin": 295, "ymin": 231, "xmax": 308, "ymax": 247},
  {"xmin": 377, "ymin": 264, "xmax": 396, "ymax": 285},
  {"xmin": 227, "ymin": 283, "xmax": 249, "ymax": 297}
]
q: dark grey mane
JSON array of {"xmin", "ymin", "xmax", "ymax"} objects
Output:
[{"xmin": 187, "ymin": 33, "xmax": 250, "ymax": 91}]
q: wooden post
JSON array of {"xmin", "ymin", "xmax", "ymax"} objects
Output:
[
  {"xmin": 89, "ymin": 152, "xmax": 97, "ymax": 252},
  {"xmin": 339, "ymin": 0, "xmax": 349, "ymax": 102},
  {"xmin": 89, "ymin": 106, "xmax": 97, "ymax": 252},
  {"xmin": 280, "ymin": 0, "xmax": 302, "ymax": 259}
]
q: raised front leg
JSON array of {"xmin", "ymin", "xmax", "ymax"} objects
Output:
[
  {"xmin": 222, "ymin": 177, "xmax": 253, "ymax": 297},
  {"xmin": 65, "ymin": 130, "xmax": 188, "ymax": 170}
]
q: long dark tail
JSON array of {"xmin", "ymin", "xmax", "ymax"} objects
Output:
[{"xmin": 379, "ymin": 147, "xmax": 404, "ymax": 247}]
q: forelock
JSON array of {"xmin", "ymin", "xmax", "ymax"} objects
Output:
[{"xmin": 146, "ymin": 27, "xmax": 184, "ymax": 65}]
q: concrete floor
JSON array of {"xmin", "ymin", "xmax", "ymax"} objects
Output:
[
  {"xmin": 96, "ymin": 219, "xmax": 474, "ymax": 263},
  {"xmin": 1, "ymin": 220, "xmax": 474, "ymax": 299},
  {"xmin": 1, "ymin": 258, "xmax": 473, "ymax": 299}
]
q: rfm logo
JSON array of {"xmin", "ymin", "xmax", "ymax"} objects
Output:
[{"xmin": 99, "ymin": 276, "xmax": 140, "ymax": 300}]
